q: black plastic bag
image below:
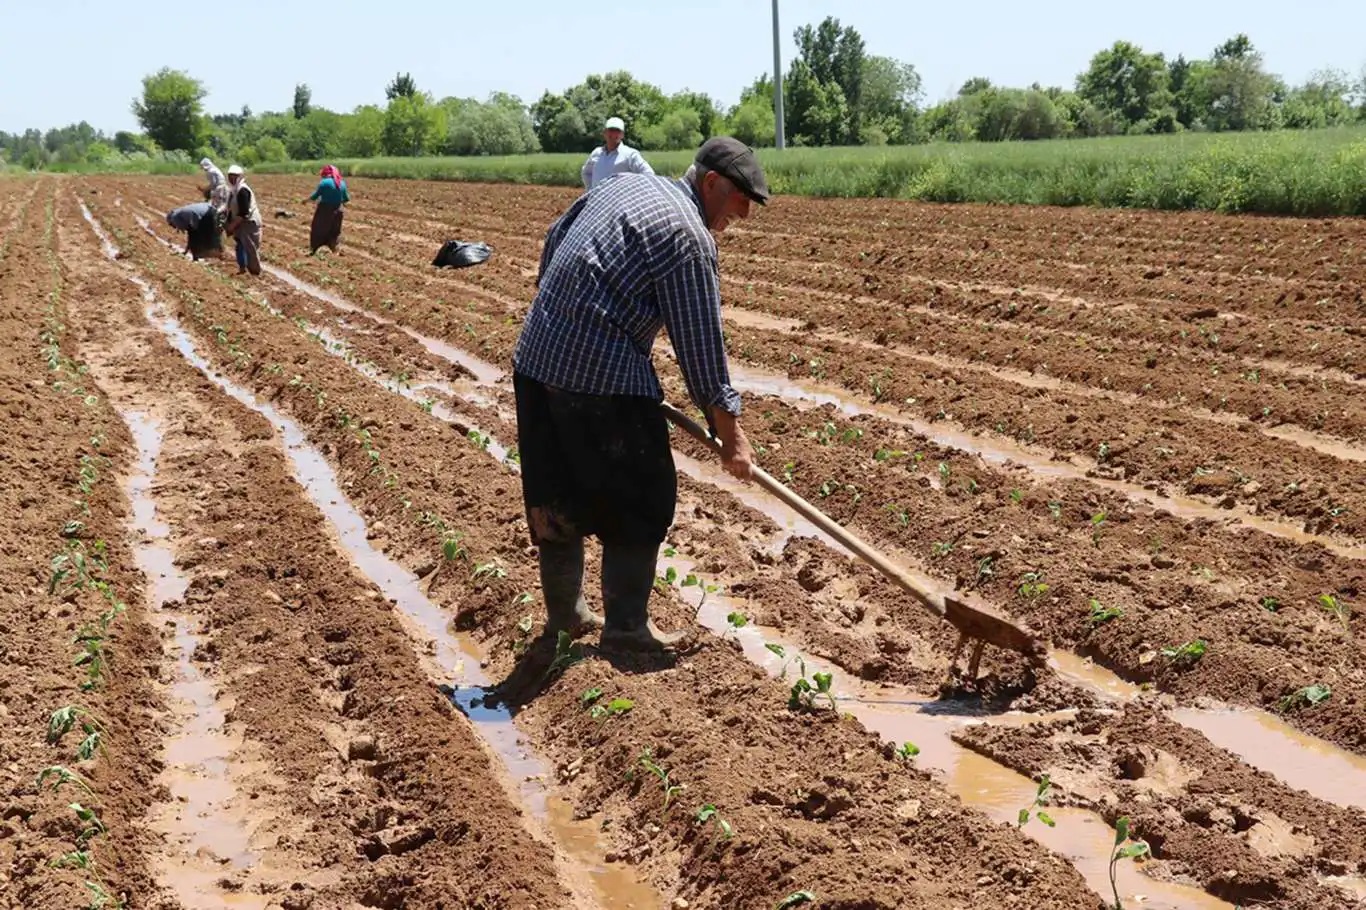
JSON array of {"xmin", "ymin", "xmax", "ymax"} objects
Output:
[{"xmin": 432, "ymin": 240, "xmax": 492, "ymax": 269}]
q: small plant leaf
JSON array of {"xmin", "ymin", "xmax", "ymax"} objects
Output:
[
  {"xmin": 777, "ymin": 892, "xmax": 816, "ymax": 909},
  {"xmin": 1117, "ymin": 842, "xmax": 1150, "ymax": 860},
  {"xmin": 580, "ymin": 687, "xmax": 604, "ymax": 705},
  {"xmin": 1036, "ymin": 810, "xmax": 1056, "ymax": 827},
  {"xmin": 1114, "ymin": 816, "xmax": 1131, "ymax": 845},
  {"xmin": 765, "ymin": 643, "xmax": 786, "ymax": 658}
]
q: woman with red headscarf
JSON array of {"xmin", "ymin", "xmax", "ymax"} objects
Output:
[{"xmin": 304, "ymin": 164, "xmax": 350, "ymax": 255}]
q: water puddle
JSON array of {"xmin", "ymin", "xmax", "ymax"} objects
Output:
[
  {"xmin": 658, "ymin": 552, "xmax": 1231, "ymax": 910},
  {"xmin": 1052, "ymin": 649, "xmax": 1366, "ymax": 814},
  {"xmin": 1170, "ymin": 705, "xmax": 1366, "ymax": 812},
  {"xmin": 725, "ymin": 358, "xmax": 1366, "ymax": 560},
  {"xmin": 547, "ymin": 798, "xmax": 664, "ymax": 909},
  {"xmin": 92, "ymin": 203, "xmax": 659, "ymax": 910},
  {"xmin": 1320, "ymin": 875, "xmax": 1366, "ymax": 902},
  {"xmin": 121, "ymin": 408, "xmax": 266, "ymax": 907}
]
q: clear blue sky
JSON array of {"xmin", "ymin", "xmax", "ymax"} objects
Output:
[{"xmin": 4, "ymin": 0, "xmax": 1363, "ymax": 134}]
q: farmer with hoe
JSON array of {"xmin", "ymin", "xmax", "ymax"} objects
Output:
[
  {"xmin": 513, "ymin": 137, "xmax": 767, "ymax": 652},
  {"xmin": 224, "ymin": 164, "xmax": 263, "ymax": 276},
  {"xmin": 303, "ymin": 164, "xmax": 350, "ymax": 255},
  {"xmin": 580, "ymin": 116, "xmax": 654, "ymax": 190}
]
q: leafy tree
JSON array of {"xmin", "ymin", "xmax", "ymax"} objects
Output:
[
  {"xmin": 860, "ymin": 56, "xmax": 922, "ymax": 143},
  {"xmin": 254, "ymin": 137, "xmax": 288, "ymax": 162},
  {"xmin": 113, "ymin": 131, "xmax": 157, "ymax": 155},
  {"xmin": 548, "ymin": 104, "xmax": 587, "ymax": 152},
  {"xmin": 286, "ymin": 108, "xmax": 341, "ymax": 159},
  {"xmin": 959, "ymin": 77, "xmax": 994, "ymax": 97},
  {"xmin": 793, "ymin": 16, "xmax": 865, "ymax": 142},
  {"xmin": 131, "ymin": 68, "xmax": 207, "ymax": 152},
  {"xmin": 726, "ymin": 95, "xmax": 776, "ymax": 147},
  {"xmin": 382, "ymin": 92, "xmax": 445, "ymax": 155},
  {"xmin": 670, "ymin": 91, "xmax": 721, "ymax": 139},
  {"xmin": 293, "ymin": 83, "xmax": 313, "ymax": 119},
  {"xmin": 385, "ymin": 72, "xmax": 418, "ymax": 101},
  {"xmin": 1197, "ymin": 34, "xmax": 1282, "ymax": 131},
  {"xmin": 338, "ymin": 105, "xmax": 385, "ymax": 157},
  {"xmin": 639, "ymin": 106, "xmax": 703, "ymax": 150},
  {"xmin": 529, "ymin": 92, "xmax": 572, "ymax": 151},
  {"xmin": 1076, "ymin": 41, "xmax": 1173, "ymax": 131},
  {"xmin": 785, "ymin": 58, "xmax": 847, "ymax": 146}
]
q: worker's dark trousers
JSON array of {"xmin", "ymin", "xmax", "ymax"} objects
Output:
[{"xmin": 513, "ymin": 373, "xmax": 674, "ymax": 629}]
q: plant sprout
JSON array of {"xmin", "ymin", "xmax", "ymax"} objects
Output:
[
  {"xmin": 1089, "ymin": 599, "xmax": 1122, "ymax": 626},
  {"xmin": 777, "ymin": 892, "xmax": 816, "ymax": 909},
  {"xmin": 896, "ymin": 742, "xmax": 920, "ymax": 761},
  {"xmin": 1108, "ymin": 817, "xmax": 1151, "ymax": 910},
  {"xmin": 1017, "ymin": 774, "xmax": 1056, "ymax": 828}
]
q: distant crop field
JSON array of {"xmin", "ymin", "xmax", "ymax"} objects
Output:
[{"xmin": 250, "ymin": 126, "xmax": 1366, "ymax": 215}]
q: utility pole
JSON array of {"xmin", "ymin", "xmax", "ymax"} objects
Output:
[{"xmin": 772, "ymin": 0, "xmax": 785, "ymax": 149}]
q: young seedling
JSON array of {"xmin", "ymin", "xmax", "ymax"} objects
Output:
[
  {"xmin": 37, "ymin": 766, "xmax": 95, "ymax": 798},
  {"xmin": 1017, "ymin": 572, "xmax": 1049, "ymax": 600},
  {"xmin": 1260, "ymin": 596, "xmax": 1280, "ymax": 613},
  {"xmin": 931, "ymin": 540, "xmax": 954, "ymax": 558},
  {"xmin": 896, "ymin": 742, "xmax": 921, "ymax": 761},
  {"xmin": 654, "ymin": 565, "xmax": 679, "ymax": 593},
  {"xmin": 1048, "ymin": 501, "xmax": 1063, "ymax": 520},
  {"xmin": 1278, "ymin": 683, "xmax": 1331, "ymax": 712},
  {"xmin": 724, "ymin": 611, "xmax": 748, "ymax": 640},
  {"xmin": 638, "ymin": 750, "xmax": 684, "ymax": 820},
  {"xmin": 1091, "ymin": 511, "xmax": 1108, "ymax": 548},
  {"xmin": 511, "ymin": 615, "xmax": 534, "ymax": 655},
  {"xmin": 580, "ymin": 687, "xmax": 604, "ymax": 707},
  {"xmin": 1089, "ymin": 598, "xmax": 1122, "ymax": 626},
  {"xmin": 789, "ymin": 667, "xmax": 837, "ymax": 712},
  {"xmin": 885, "ymin": 504, "xmax": 910, "ymax": 528},
  {"xmin": 547, "ymin": 631, "xmax": 583, "ymax": 676},
  {"xmin": 472, "ymin": 561, "xmax": 507, "ymax": 581},
  {"xmin": 680, "ymin": 572, "xmax": 720, "ymax": 616},
  {"xmin": 1017, "ymin": 774, "xmax": 1056, "ymax": 828},
  {"xmin": 874, "ymin": 448, "xmax": 907, "ymax": 463},
  {"xmin": 1010, "ymin": 488, "xmax": 1024, "ymax": 504},
  {"xmin": 696, "ymin": 804, "xmax": 735, "ymax": 844},
  {"xmin": 777, "ymin": 891, "xmax": 816, "ymax": 909},
  {"xmin": 590, "ymin": 698, "xmax": 634, "ymax": 721},
  {"xmin": 1319, "ymin": 594, "xmax": 1352, "ymax": 634},
  {"xmin": 441, "ymin": 532, "xmax": 467, "ymax": 562},
  {"xmin": 1160, "ymin": 639, "xmax": 1207, "ymax": 665},
  {"xmin": 1108, "ymin": 816, "xmax": 1152, "ymax": 910}
]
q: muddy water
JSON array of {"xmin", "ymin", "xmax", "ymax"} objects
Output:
[
  {"xmin": 1171, "ymin": 705, "xmax": 1366, "ymax": 812},
  {"xmin": 1051, "ymin": 650, "xmax": 1366, "ymax": 813},
  {"xmin": 658, "ymin": 558, "xmax": 1232, "ymax": 910},
  {"xmin": 726, "ymin": 358, "xmax": 1366, "ymax": 560},
  {"xmin": 121, "ymin": 409, "xmax": 270, "ymax": 908},
  {"xmin": 93, "ymin": 203, "xmax": 661, "ymax": 910}
]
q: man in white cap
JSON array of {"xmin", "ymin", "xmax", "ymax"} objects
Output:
[{"xmin": 580, "ymin": 116, "xmax": 654, "ymax": 190}]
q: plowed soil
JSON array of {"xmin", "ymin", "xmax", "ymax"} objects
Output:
[{"xmin": 2, "ymin": 173, "xmax": 1363, "ymax": 910}]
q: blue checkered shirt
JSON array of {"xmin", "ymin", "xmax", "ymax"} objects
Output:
[{"xmin": 512, "ymin": 174, "xmax": 742, "ymax": 417}]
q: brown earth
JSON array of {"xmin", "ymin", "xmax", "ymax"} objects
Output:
[{"xmin": 5, "ymin": 172, "xmax": 1366, "ymax": 909}]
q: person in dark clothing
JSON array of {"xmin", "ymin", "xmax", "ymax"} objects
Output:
[
  {"xmin": 511, "ymin": 137, "xmax": 768, "ymax": 652},
  {"xmin": 165, "ymin": 202, "xmax": 224, "ymax": 260}
]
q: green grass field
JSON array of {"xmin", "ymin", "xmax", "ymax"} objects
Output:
[
  {"xmin": 19, "ymin": 127, "xmax": 1366, "ymax": 216},
  {"xmin": 256, "ymin": 127, "xmax": 1366, "ymax": 216}
]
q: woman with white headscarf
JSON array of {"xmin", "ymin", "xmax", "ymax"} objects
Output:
[{"xmin": 200, "ymin": 158, "xmax": 230, "ymax": 211}]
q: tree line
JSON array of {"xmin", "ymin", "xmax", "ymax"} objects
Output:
[{"xmin": 4, "ymin": 18, "xmax": 1365, "ymax": 170}]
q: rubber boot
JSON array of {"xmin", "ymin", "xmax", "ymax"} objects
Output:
[
  {"xmin": 600, "ymin": 542, "xmax": 686, "ymax": 652},
  {"xmin": 538, "ymin": 539, "xmax": 603, "ymax": 636}
]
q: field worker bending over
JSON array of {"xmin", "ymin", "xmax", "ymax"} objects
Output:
[
  {"xmin": 514, "ymin": 136, "xmax": 768, "ymax": 652},
  {"xmin": 200, "ymin": 157, "xmax": 230, "ymax": 211},
  {"xmin": 165, "ymin": 202, "xmax": 224, "ymax": 261},
  {"xmin": 224, "ymin": 164, "xmax": 263, "ymax": 276},
  {"xmin": 580, "ymin": 116, "xmax": 654, "ymax": 190}
]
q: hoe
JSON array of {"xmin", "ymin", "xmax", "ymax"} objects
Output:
[{"xmin": 662, "ymin": 402, "xmax": 1046, "ymax": 680}]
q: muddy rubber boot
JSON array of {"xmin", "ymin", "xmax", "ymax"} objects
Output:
[
  {"xmin": 538, "ymin": 539, "xmax": 603, "ymax": 636},
  {"xmin": 600, "ymin": 542, "xmax": 686, "ymax": 652}
]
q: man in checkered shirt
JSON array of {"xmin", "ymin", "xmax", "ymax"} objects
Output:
[{"xmin": 513, "ymin": 137, "xmax": 768, "ymax": 652}]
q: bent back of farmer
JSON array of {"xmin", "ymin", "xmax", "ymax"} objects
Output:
[
  {"xmin": 513, "ymin": 137, "xmax": 768, "ymax": 654},
  {"xmin": 166, "ymin": 202, "xmax": 223, "ymax": 260}
]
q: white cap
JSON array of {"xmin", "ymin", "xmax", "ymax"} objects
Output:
[
  {"xmin": 200, "ymin": 157, "xmax": 213, "ymax": 169},
  {"xmin": 227, "ymin": 164, "xmax": 244, "ymax": 176},
  {"xmin": 604, "ymin": 116, "xmax": 625, "ymax": 131}
]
